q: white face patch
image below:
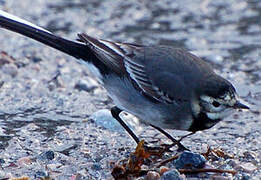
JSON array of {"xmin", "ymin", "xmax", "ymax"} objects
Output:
[
  {"xmin": 206, "ymin": 108, "xmax": 234, "ymax": 120},
  {"xmin": 199, "ymin": 93, "xmax": 238, "ymax": 121},
  {"xmin": 200, "ymin": 95, "xmax": 213, "ymax": 103},
  {"xmin": 200, "ymin": 93, "xmax": 237, "ymax": 108}
]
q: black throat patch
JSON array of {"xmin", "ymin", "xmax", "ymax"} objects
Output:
[{"xmin": 188, "ymin": 112, "xmax": 221, "ymax": 132}]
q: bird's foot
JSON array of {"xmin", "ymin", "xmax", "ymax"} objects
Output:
[{"xmin": 159, "ymin": 142, "xmax": 189, "ymax": 152}]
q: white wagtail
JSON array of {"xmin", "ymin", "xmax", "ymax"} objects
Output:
[{"xmin": 0, "ymin": 10, "xmax": 249, "ymax": 150}]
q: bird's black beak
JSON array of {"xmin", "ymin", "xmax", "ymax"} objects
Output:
[{"xmin": 233, "ymin": 101, "xmax": 249, "ymax": 109}]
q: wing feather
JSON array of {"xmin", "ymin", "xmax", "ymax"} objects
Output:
[{"xmin": 78, "ymin": 33, "xmax": 177, "ymax": 104}]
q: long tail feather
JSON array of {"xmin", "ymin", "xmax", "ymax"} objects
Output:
[{"xmin": 0, "ymin": 10, "xmax": 109, "ymax": 74}]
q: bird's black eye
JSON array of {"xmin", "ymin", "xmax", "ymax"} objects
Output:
[{"xmin": 212, "ymin": 101, "xmax": 220, "ymax": 107}]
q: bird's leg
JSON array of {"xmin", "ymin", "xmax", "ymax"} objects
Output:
[
  {"xmin": 150, "ymin": 124, "xmax": 190, "ymax": 151},
  {"xmin": 111, "ymin": 107, "xmax": 168, "ymax": 156},
  {"xmin": 111, "ymin": 106, "xmax": 140, "ymax": 144},
  {"xmin": 178, "ymin": 132, "xmax": 195, "ymax": 142},
  {"xmin": 110, "ymin": 107, "xmax": 190, "ymax": 155}
]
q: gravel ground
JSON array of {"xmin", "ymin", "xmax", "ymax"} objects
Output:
[{"xmin": 0, "ymin": 0, "xmax": 260, "ymax": 179}]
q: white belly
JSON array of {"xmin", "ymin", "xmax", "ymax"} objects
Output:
[{"xmin": 103, "ymin": 75, "xmax": 193, "ymax": 130}]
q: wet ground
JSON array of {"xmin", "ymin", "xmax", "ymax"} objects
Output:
[{"xmin": 0, "ymin": 0, "xmax": 261, "ymax": 179}]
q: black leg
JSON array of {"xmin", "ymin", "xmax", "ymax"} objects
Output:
[
  {"xmin": 178, "ymin": 132, "xmax": 195, "ymax": 142},
  {"xmin": 111, "ymin": 106, "xmax": 140, "ymax": 144},
  {"xmin": 150, "ymin": 124, "xmax": 189, "ymax": 151}
]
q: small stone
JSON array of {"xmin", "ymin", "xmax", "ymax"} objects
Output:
[
  {"xmin": 31, "ymin": 56, "xmax": 42, "ymax": 63},
  {"xmin": 69, "ymin": 174, "xmax": 83, "ymax": 180},
  {"xmin": 90, "ymin": 109, "xmax": 124, "ymax": 132},
  {"xmin": 145, "ymin": 171, "xmax": 160, "ymax": 180},
  {"xmin": 235, "ymin": 162, "xmax": 257, "ymax": 173},
  {"xmin": 227, "ymin": 159, "xmax": 239, "ymax": 167},
  {"xmin": 159, "ymin": 166, "xmax": 169, "ymax": 175},
  {"xmin": 234, "ymin": 173, "xmax": 251, "ymax": 180},
  {"xmin": 206, "ymin": 54, "xmax": 224, "ymax": 64},
  {"xmin": 34, "ymin": 171, "xmax": 49, "ymax": 179},
  {"xmin": 111, "ymin": 165, "xmax": 126, "ymax": 179},
  {"xmin": 47, "ymin": 163, "xmax": 63, "ymax": 171},
  {"xmin": 0, "ymin": 170, "xmax": 8, "ymax": 179},
  {"xmin": 8, "ymin": 162, "xmax": 18, "ymax": 168},
  {"xmin": 38, "ymin": 150, "xmax": 55, "ymax": 161},
  {"xmin": 136, "ymin": 177, "xmax": 145, "ymax": 180},
  {"xmin": 172, "ymin": 151, "xmax": 206, "ymax": 169},
  {"xmin": 55, "ymin": 143, "xmax": 78, "ymax": 156},
  {"xmin": 141, "ymin": 165, "xmax": 149, "ymax": 171},
  {"xmin": 91, "ymin": 162, "xmax": 102, "ymax": 170},
  {"xmin": 243, "ymin": 151, "xmax": 259, "ymax": 164},
  {"xmin": 2, "ymin": 64, "xmax": 18, "ymax": 77},
  {"xmin": 160, "ymin": 169, "xmax": 183, "ymax": 180},
  {"xmin": 241, "ymin": 174, "xmax": 251, "ymax": 180},
  {"xmin": 209, "ymin": 175, "xmax": 230, "ymax": 180},
  {"xmin": 0, "ymin": 158, "xmax": 5, "ymax": 164},
  {"xmin": 17, "ymin": 156, "xmax": 32, "ymax": 166},
  {"xmin": 74, "ymin": 78, "xmax": 98, "ymax": 92},
  {"xmin": 0, "ymin": 51, "xmax": 15, "ymax": 66},
  {"xmin": 0, "ymin": 81, "xmax": 4, "ymax": 88}
]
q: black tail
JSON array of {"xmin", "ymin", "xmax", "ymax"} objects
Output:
[{"xmin": 0, "ymin": 10, "xmax": 108, "ymax": 74}]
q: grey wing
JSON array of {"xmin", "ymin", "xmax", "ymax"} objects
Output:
[
  {"xmin": 77, "ymin": 33, "xmax": 186, "ymax": 104},
  {"xmin": 77, "ymin": 33, "xmax": 126, "ymax": 75},
  {"xmin": 124, "ymin": 55, "xmax": 189, "ymax": 104}
]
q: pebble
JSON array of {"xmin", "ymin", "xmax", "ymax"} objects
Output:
[
  {"xmin": 0, "ymin": 81, "xmax": 4, "ymax": 88},
  {"xmin": 37, "ymin": 150, "xmax": 55, "ymax": 161},
  {"xmin": 31, "ymin": 56, "xmax": 42, "ymax": 63},
  {"xmin": 2, "ymin": 64, "xmax": 18, "ymax": 77},
  {"xmin": 160, "ymin": 169, "xmax": 183, "ymax": 180},
  {"xmin": 17, "ymin": 156, "xmax": 32, "ymax": 166},
  {"xmin": 34, "ymin": 171, "xmax": 49, "ymax": 179},
  {"xmin": 159, "ymin": 166, "xmax": 170, "ymax": 175},
  {"xmin": 0, "ymin": 170, "xmax": 8, "ymax": 179},
  {"xmin": 55, "ymin": 143, "xmax": 78, "ymax": 156},
  {"xmin": 0, "ymin": 158, "xmax": 5, "ymax": 164},
  {"xmin": 47, "ymin": 163, "xmax": 63, "ymax": 171},
  {"xmin": 90, "ymin": 109, "xmax": 140, "ymax": 133},
  {"xmin": 0, "ymin": 51, "xmax": 15, "ymax": 66},
  {"xmin": 209, "ymin": 175, "xmax": 231, "ymax": 180},
  {"xmin": 172, "ymin": 151, "xmax": 206, "ymax": 169},
  {"xmin": 206, "ymin": 54, "xmax": 224, "ymax": 64},
  {"xmin": 227, "ymin": 159, "xmax": 239, "ymax": 167},
  {"xmin": 243, "ymin": 151, "xmax": 259, "ymax": 164},
  {"xmin": 145, "ymin": 171, "xmax": 160, "ymax": 180},
  {"xmin": 235, "ymin": 162, "xmax": 257, "ymax": 173},
  {"xmin": 91, "ymin": 162, "xmax": 102, "ymax": 171},
  {"xmin": 74, "ymin": 78, "xmax": 98, "ymax": 92},
  {"xmin": 241, "ymin": 174, "xmax": 251, "ymax": 180},
  {"xmin": 69, "ymin": 174, "xmax": 83, "ymax": 180},
  {"xmin": 234, "ymin": 173, "xmax": 251, "ymax": 180},
  {"xmin": 136, "ymin": 177, "xmax": 145, "ymax": 180},
  {"xmin": 90, "ymin": 109, "xmax": 125, "ymax": 132}
]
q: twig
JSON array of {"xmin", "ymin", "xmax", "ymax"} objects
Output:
[
  {"xmin": 178, "ymin": 168, "xmax": 237, "ymax": 175},
  {"xmin": 155, "ymin": 154, "xmax": 180, "ymax": 168}
]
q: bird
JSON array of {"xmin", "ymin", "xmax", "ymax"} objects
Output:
[{"xmin": 0, "ymin": 10, "xmax": 249, "ymax": 150}]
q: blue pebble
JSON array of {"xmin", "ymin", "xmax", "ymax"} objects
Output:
[
  {"xmin": 160, "ymin": 169, "xmax": 182, "ymax": 180},
  {"xmin": 0, "ymin": 158, "xmax": 5, "ymax": 164},
  {"xmin": 38, "ymin": 150, "xmax": 55, "ymax": 161},
  {"xmin": 34, "ymin": 171, "xmax": 49, "ymax": 178},
  {"xmin": 172, "ymin": 151, "xmax": 206, "ymax": 169}
]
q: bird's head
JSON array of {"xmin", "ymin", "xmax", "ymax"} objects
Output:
[{"xmin": 191, "ymin": 75, "xmax": 249, "ymax": 129}]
